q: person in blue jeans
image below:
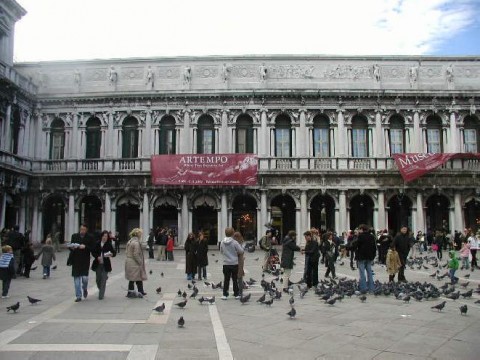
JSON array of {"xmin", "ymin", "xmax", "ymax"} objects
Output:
[
  {"xmin": 349, "ymin": 224, "xmax": 376, "ymax": 293},
  {"xmin": 36, "ymin": 237, "xmax": 55, "ymax": 279}
]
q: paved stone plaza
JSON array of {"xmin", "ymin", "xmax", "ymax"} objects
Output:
[{"xmin": 0, "ymin": 247, "xmax": 479, "ymax": 360}]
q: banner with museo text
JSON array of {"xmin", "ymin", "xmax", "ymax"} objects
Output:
[
  {"xmin": 392, "ymin": 153, "xmax": 480, "ymax": 182},
  {"xmin": 151, "ymin": 154, "xmax": 258, "ymax": 186}
]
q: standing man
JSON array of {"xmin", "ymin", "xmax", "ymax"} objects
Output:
[
  {"xmin": 155, "ymin": 227, "xmax": 167, "ymax": 261},
  {"xmin": 147, "ymin": 229, "xmax": 155, "ymax": 259},
  {"xmin": 7, "ymin": 225, "xmax": 24, "ymax": 275},
  {"xmin": 220, "ymin": 227, "xmax": 244, "ymax": 300},
  {"xmin": 281, "ymin": 230, "xmax": 301, "ymax": 293},
  {"xmin": 393, "ymin": 226, "xmax": 411, "ymax": 282},
  {"xmin": 259, "ymin": 229, "xmax": 273, "ymax": 272},
  {"xmin": 69, "ymin": 224, "xmax": 94, "ymax": 302},
  {"xmin": 302, "ymin": 231, "xmax": 319, "ymax": 288},
  {"xmin": 351, "ymin": 224, "xmax": 376, "ymax": 293}
]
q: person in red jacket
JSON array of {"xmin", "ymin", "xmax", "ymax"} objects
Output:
[{"xmin": 166, "ymin": 231, "xmax": 174, "ymax": 261}]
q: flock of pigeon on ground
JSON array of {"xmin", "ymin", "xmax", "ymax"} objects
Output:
[{"xmin": 5, "ymin": 254, "xmax": 479, "ymax": 329}]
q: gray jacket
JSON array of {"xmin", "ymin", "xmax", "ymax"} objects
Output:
[
  {"xmin": 220, "ymin": 237, "xmax": 244, "ymax": 266},
  {"xmin": 37, "ymin": 244, "xmax": 56, "ymax": 266}
]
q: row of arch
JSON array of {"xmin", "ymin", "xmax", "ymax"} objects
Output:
[{"xmin": 40, "ymin": 192, "xmax": 480, "ymax": 245}]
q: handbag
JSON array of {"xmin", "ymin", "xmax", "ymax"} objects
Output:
[{"xmin": 432, "ymin": 244, "xmax": 439, "ymax": 251}]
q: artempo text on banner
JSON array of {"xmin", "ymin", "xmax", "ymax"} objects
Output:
[{"xmin": 151, "ymin": 154, "xmax": 258, "ymax": 186}]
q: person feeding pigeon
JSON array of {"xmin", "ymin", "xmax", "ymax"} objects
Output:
[{"xmin": 0, "ymin": 245, "xmax": 15, "ymax": 298}]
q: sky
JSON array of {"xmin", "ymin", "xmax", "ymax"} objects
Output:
[{"xmin": 12, "ymin": 0, "xmax": 480, "ymax": 63}]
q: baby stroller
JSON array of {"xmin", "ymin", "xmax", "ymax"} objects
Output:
[{"xmin": 266, "ymin": 248, "xmax": 281, "ymax": 272}]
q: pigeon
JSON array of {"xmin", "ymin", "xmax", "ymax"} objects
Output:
[
  {"xmin": 182, "ymin": 291, "xmax": 187, "ymax": 299},
  {"xmin": 474, "ymin": 300, "xmax": 480, "ymax": 304},
  {"xmin": 460, "ymin": 289, "xmax": 473, "ymax": 298},
  {"xmin": 289, "ymin": 296, "xmax": 294, "ymax": 306},
  {"xmin": 153, "ymin": 303, "xmax": 165, "ymax": 313},
  {"xmin": 459, "ymin": 305, "xmax": 468, "ymax": 315},
  {"xmin": 27, "ymin": 296, "xmax": 41, "ymax": 305},
  {"xmin": 211, "ymin": 253, "xmax": 215, "ymax": 256},
  {"xmin": 431, "ymin": 301, "xmax": 446, "ymax": 312},
  {"xmin": 257, "ymin": 293, "xmax": 266, "ymax": 303},
  {"xmin": 149, "ymin": 270, "xmax": 153, "ymax": 275},
  {"xmin": 52, "ymin": 265, "xmax": 57, "ymax": 270},
  {"xmin": 325, "ymin": 298, "xmax": 337, "ymax": 306},
  {"xmin": 207, "ymin": 296, "xmax": 216, "ymax": 304},
  {"xmin": 177, "ymin": 316, "xmax": 185, "ymax": 328},
  {"xmin": 429, "ymin": 272, "xmax": 437, "ymax": 278},
  {"xmin": 30, "ymin": 266, "xmax": 37, "ymax": 271},
  {"xmin": 359, "ymin": 295, "xmax": 367, "ymax": 303},
  {"xmin": 254, "ymin": 258, "xmax": 259, "ymax": 261},
  {"xmin": 204, "ymin": 281, "xmax": 211, "ymax": 287},
  {"xmin": 187, "ymin": 283, "xmax": 193, "ymax": 289},
  {"xmin": 448, "ymin": 291, "xmax": 460, "ymax": 301},
  {"xmin": 177, "ymin": 289, "xmax": 182, "ymax": 296},
  {"xmin": 215, "ymin": 260, "xmax": 219, "ymax": 263},
  {"xmin": 6, "ymin": 302, "xmax": 20, "ymax": 313},
  {"xmin": 464, "ymin": 274, "xmax": 470, "ymax": 278},
  {"xmin": 263, "ymin": 298, "xmax": 273, "ymax": 306},
  {"xmin": 175, "ymin": 300, "xmax": 187, "ymax": 309},
  {"xmin": 190, "ymin": 288, "xmax": 199, "ymax": 299},
  {"xmin": 161, "ymin": 272, "xmax": 164, "ymax": 277},
  {"xmin": 460, "ymin": 282, "xmax": 469, "ymax": 288},
  {"xmin": 287, "ymin": 307, "xmax": 296, "ymax": 318},
  {"xmin": 403, "ymin": 295, "xmax": 411, "ymax": 303},
  {"xmin": 156, "ymin": 287, "xmax": 162, "ymax": 294},
  {"xmin": 239, "ymin": 293, "xmax": 251, "ymax": 304},
  {"xmin": 198, "ymin": 296, "xmax": 205, "ymax": 304}
]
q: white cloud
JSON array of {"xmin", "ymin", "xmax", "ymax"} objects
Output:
[{"xmin": 13, "ymin": 0, "xmax": 478, "ymax": 62}]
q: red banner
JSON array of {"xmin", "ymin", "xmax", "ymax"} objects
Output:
[
  {"xmin": 393, "ymin": 153, "xmax": 480, "ymax": 182},
  {"xmin": 151, "ymin": 154, "xmax": 258, "ymax": 186}
]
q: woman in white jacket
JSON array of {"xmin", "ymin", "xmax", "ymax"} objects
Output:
[{"xmin": 467, "ymin": 230, "xmax": 480, "ymax": 271}]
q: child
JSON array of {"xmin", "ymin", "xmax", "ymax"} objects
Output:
[
  {"xmin": 386, "ymin": 243, "xmax": 402, "ymax": 282},
  {"xmin": 233, "ymin": 232, "xmax": 245, "ymax": 296},
  {"xmin": 0, "ymin": 245, "xmax": 16, "ymax": 298},
  {"xmin": 448, "ymin": 250, "xmax": 459, "ymax": 284},
  {"xmin": 36, "ymin": 238, "xmax": 56, "ymax": 279},
  {"xmin": 166, "ymin": 232, "xmax": 174, "ymax": 261},
  {"xmin": 459, "ymin": 238, "xmax": 470, "ymax": 271},
  {"xmin": 21, "ymin": 242, "xmax": 36, "ymax": 278}
]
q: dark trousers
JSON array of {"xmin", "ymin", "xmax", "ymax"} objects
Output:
[
  {"xmin": 148, "ymin": 246, "xmax": 154, "ymax": 259},
  {"xmin": 2, "ymin": 278, "xmax": 12, "ymax": 296},
  {"xmin": 471, "ymin": 249, "xmax": 478, "ymax": 268},
  {"xmin": 197, "ymin": 266, "xmax": 207, "ymax": 279},
  {"xmin": 325, "ymin": 258, "xmax": 336, "ymax": 278},
  {"xmin": 96, "ymin": 264, "xmax": 108, "ymax": 299},
  {"xmin": 222, "ymin": 265, "xmax": 239, "ymax": 297},
  {"xmin": 115, "ymin": 241, "xmax": 120, "ymax": 254},
  {"xmin": 167, "ymin": 251, "xmax": 174, "ymax": 261},
  {"xmin": 23, "ymin": 262, "xmax": 33, "ymax": 278},
  {"xmin": 305, "ymin": 259, "xmax": 319, "ymax": 288},
  {"xmin": 128, "ymin": 281, "xmax": 144, "ymax": 293},
  {"xmin": 350, "ymin": 251, "xmax": 356, "ymax": 269}
]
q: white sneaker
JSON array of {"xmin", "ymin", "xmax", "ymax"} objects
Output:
[
  {"xmin": 1, "ymin": 296, "xmax": 9, "ymax": 299},
  {"xmin": 221, "ymin": 295, "xmax": 228, "ymax": 300},
  {"xmin": 235, "ymin": 296, "xmax": 241, "ymax": 300}
]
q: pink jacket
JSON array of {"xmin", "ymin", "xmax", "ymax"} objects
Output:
[{"xmin": 459, "ymin": 243, "xmax": 470, "ymax": 258}]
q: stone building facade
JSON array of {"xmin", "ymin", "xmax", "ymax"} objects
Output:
[{"xmin": 1, "ymin": 0, "xmax": 480, "ymax": 246}]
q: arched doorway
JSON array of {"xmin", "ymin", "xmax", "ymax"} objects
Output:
[
  {"xmin": 3, "ymin": 193, "xmax": 20, "ymax": 230},
  {"xmin": 349, "ymin": 194, "xmax": 374, "ymax": 230},
  {"xmin": 116, "ymin": 197, "xmax": 140, "ymax": 246},
  {"xmin": 270, "ymin": 194, "xmax": 296, "ymax": 242},
  {"xmin": 310, "ymin": 194, "xmax": 335, "ymax": 231},
  {"xmin": 79, "ymin": 195, "xmax": 102, "ymax": 236},
  {"xmin": 42, "ymin": 195, "xmax": 65, "ymax": 242},
  {"xmin": 192, "ymin": 195, "xmax": 218, "ymax": 245},
  {"xmin": 232, "ymin": 194, "xmax": 257, "ymax": 242},
  {"xmin": 464, "ymin": 198, "xmax": 480, "ymax": 232},
  {"xmin": 153, "ymin": 198, "xmax": 178, "ymax": 236},
  {"xmin": 387, "ymin": 193, "xmax": 413, "ymax": 234},
  {"xmin": 426, "ymin": 194, "xmax": 450, "ymax": 232}
]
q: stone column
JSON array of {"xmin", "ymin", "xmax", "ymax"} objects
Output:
[
  {"xmin": 142, "ymin": 192, "xmax": 149, "ymax": 237},
  {"xmin": 449, "ymin": 112, "xmax": 458, "ymax": 152},
  {"xmin": 454, "ymin": 192, "xmax": 463, "ymax": 232},
  {"xmin": 107, "ymin": 112, "xmax": 114, "ymax": 158},
  {"xmin": 221, "ymin": 192, "xmax": 228, "ymax": 234},
  {"xmin": 339, "ymin": 191, "xmax": 347, "ymax": 232},
  {"xmin": 104, "ymin": 192, "xmax": 111, "ymax": 231},
  {"xmin": 31, "ymin": 197, "xmax": 39, "ymax": 245},
  {"xmin": 67, "ymin": 193, "xmax": 75, "ymax": 243},
  {"xmin": 300, "ymin": 190, "xmax": 307, "ymax": 234},
  {"xmin": 17, "ymin": 123, "xmax": 25, "ymax": 156},
  {"xmin": 259, "ymin": 190, "xmax": 268, "ymax": 242},
  {"xmin": 34, "ymin": 113, "xmax": 43, "ymax": 159},
  {"xmin": 416, "ymin": 192, "xmax": 425, "ymax": 233},
  {"xmin": 413, "ymin": 111, "xmax": 420, "ymax": 152},
  {"xmin": 298, "ymin": 111, "xmax": 307, "ymax": 157},
  {"xmin": 377, "ymin": 190, "xmax": 386, "ymax": 231},
  {"xmin": 181, "ymin": 194, "xmax": 189, "ymax": 244},
  {"xmin": 143, "ymin": 111, "xmax": 152, "ymax": 157},
  {"xmin": 110, "ymin": 207, "xmax": 116, "ymax": 235},
  {"xmin": 72, "ymin": 113, "xmax": 79, "ymax": 159},
  {"xmin": 0, "ymin": 194, "xmax": 6, "ymax": 230},
  {"xmin": 260, "ymin": 110, "xmax": 268, "ymax": 157},
  {"xmin": 336, "ymin": 110, "xmax": 346, "ymax": 156},
  {"xmin": 181, "ymin": 110, "xmax": 191, "ymax": 154},
  {"xmin": 3, "ymin": 103, "xmax": 11, "ymax": 152},
  {"xmin": 375, "ymin": 111, "xmax": 384, "ymax": 157},
  {"xmin": 18, "ymin": 195, "xmax": 26, "ymax": 232},
  {"xmin": 296, "ymin": 206, "xmax": 302, "ymax": 246},
  {"xmin": 219, "ymin": 110, "xmax": 228, "ymax": 153}
]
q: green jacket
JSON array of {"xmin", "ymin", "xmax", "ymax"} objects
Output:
[
  {"xmin": 448, "ymin": 256, "xmax": 459, "ymax": 270},
  {"xmin": 260, "ymin": 236, "xmax": 272, "ymax": 252}
]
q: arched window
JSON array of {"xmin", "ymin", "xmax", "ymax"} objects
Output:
[
  {"xmin": 275, "ymin": 114, "xmax": 291, "ymax": 157},
  {"xmin": 197, "ymin": 115, "xmax": 215, "ymax": 154},
  {"xmin": 464, "ymin": 115, "xmax": 479, "ymax": 153},
  {"xmin": 389, "ymin": 115, "xmax": 405, "ymax": 154},
  {"xmin": 159, "ymin": 116, "xmax": 176, "ymax": 154},
  {"xmin": 236, "ymin": 114, "xmax": 254, "ymax": 153},
  {"xmin": 351, "ymin": 115, "xmax": 368, "ymax": 157},
  {"xmin": 312, "ymin": 114, "xmax": 330, "ymax": 157},
  {"xmin": 85, "ymin": 117, "xmax": 101, "ymax": 159},
  {"xmin": 50, "ymin": 118, "xmax": 65, "ymax": 160},
  {"xmin": 426, "ymin": 115, "xmax": 443, "ymax": 153},
  {"xmin": 122, "ymin": 116, "xmax": 138, "ymax": 158}
]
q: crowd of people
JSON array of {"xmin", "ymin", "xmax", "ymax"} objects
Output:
[{"xmin": 1, "ymin": 222, "xmax": 479, "ymax": 302}]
